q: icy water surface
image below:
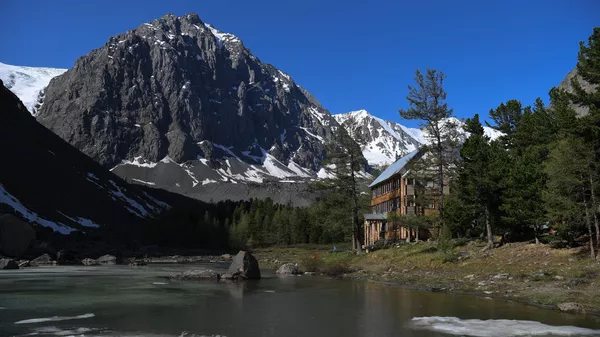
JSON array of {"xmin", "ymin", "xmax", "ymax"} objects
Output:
[{"xmin": 0, "ymin": 264, "xmax": 599, "ymax": 337}]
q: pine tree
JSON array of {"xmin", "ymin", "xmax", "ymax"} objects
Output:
[
  {"xmin": 324, "ymin": 115, "xmax": 367, "ymax": 253},
  {"xmin": 501, "ymin": 147, "xmax": 547, "ymax": 243},
  {"xmin": 544, "ymin": 137, "xmax": 597, "ymax": 259},
  {"xmin": 566, "ymin": 27, "xmax": 600, "ymax": 253},
  {"xmin": 567, "ymin": 27, "xmax": 600, "ymax": 116},
  {"xmin": 399, "ymin": 69, "xmax": 458, "ymax": 222},
  {"xmin": 443, "ymin": 192, "xmax": 475, "ymax": 238},
  {"xmin": 499, "ymin": 99, "xmax": 555, "ymax": 243},
  {"xmin": 511, "ymin": 98, "xmax": 555, "ymax": 152},
  {"xmin": 486, "ymin": 99, "xmax": 530, "ymax": 136},
  {"xmin": 455, "ymin": 114, "xmax": 505, "ymax": 249}
]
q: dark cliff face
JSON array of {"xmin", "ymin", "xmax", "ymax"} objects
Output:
[
  {"xmin": 0, "ymin": 79, "xmax": 168, "ymax": 235},
  {"xmin": 36, "ymin": 13, "xmax": 341, "ymax": 173}
]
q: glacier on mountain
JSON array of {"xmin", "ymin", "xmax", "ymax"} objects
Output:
[{"xmin": 0, "ymin": 62, "xmax": 67, "ymax": 115}]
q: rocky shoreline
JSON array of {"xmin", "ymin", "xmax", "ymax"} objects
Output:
[
  {"xmin": 252, "ymin": 243, "xmax": 600, "ymax": 316},
  {"xmin": 3, "ymin": 231, "xmax": 599, "ymax": 318},
  {"xmin": 0, "ymin": 253, "xmax": 236, "ymax": 269},
  {"xmin": 335, "ymin": 274, "xmax": 599, "ymax": 317}
]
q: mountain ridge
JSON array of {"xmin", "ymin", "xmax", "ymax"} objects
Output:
[
  {"xmin": 334, "ymin": 109, "xmax": 504, "ymax": 166},
  {"xmin": 0, "ymin": 78, "xmax": 168, "ymax": 236},
  {"xmin": 34, "ymin": 13, "xmax": 355, "ymax": 186}
]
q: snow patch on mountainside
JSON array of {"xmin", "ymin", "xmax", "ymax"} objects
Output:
[
  {"xmin": 334, "ymin": 110, "xmax": 421, "ymax": 166},
  {"xmin": 0, "ymin": 62, "xmax": 67, "ymax": 115},
  {"xmin": 412, "ymin": 117, "xmax": 503, "ymax": 143},
  {"xmin": 335, "ymin": 110, "xmax": 504, "ymax": 166},
  {"xmin": 57, "ymin": 211, "xmax": 101, "ymax": 228},
  {"xmin": 0, "ymin": 184, "xmax": 75, "ymax": 234},
  {"xmin": 203, "ymin": 23, "xmax": 241, "ymax": 49}
]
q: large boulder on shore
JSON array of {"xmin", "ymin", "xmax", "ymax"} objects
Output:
[
  {"xmin": 29, "ymin": 253, "xmax": 54, "ymax": 266},
  {"xmin": 0, "ymin": 214, "xmax": 35, "ymax": 257},
  {"xmin": 97, "ymin": 254, "xmax": 117, "ymax": 265},
  {"xmin": 276, "ymin": 263, "xmax": 301, "ymax": 275},
  {"xmin": 81, "ymin": 258, "xmax": 100, "ymax": 266},
  {"xmin": 169, "ymin": 269, "xmax": 220, "ymax": 281},
  {"xmin": 0, "ymin": 258, "xmax": 19, "ymax": 270},
  {"xmin": 227, "ymin": 251, "xmax": 261, "ymax": 280},
  {"xmin": 558, "ymin": 302, "xmax": 585, "ymax": 313}
]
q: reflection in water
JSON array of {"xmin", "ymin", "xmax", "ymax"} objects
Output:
[{"xmin": 0, "ymin": 265, "xmax": 598, "ymax": 337}]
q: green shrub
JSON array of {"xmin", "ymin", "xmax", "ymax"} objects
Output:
[
  {"xmin": 452, "ymin": 237, "xmax": 470, "ymax": 247},
  {"xmin": 300, "ymin": 253, "xmax": 323, "ymax": 272},
  {"xmin": 437, "ymin": 226, "xmax": 456, "ymax": 262},
  {"xmin": 321, "ymin": 259, "xmax": 352, "ymax": 276}
]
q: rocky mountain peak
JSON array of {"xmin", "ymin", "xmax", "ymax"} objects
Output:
[
  {"xmin": 334, "ymin": 110, "xmax": 422, "ymax": 166},
  {"xmin": 31, "ymin": 12, "xmax": 353, "ymax": 203},
  {"xmin": 335, "ymin": 110, "xmax": 505, "ymax": 167}
]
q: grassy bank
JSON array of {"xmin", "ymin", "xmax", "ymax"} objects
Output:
[{"xmin": 254, "ymin": 241, "xmax": 600, "ymax": 314}]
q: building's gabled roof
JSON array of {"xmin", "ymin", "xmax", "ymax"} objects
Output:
[{"xmin": 368, "ymin": 149, "xmax": 421, "ymax": 188}]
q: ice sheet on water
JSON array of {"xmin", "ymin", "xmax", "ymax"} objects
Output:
[
  {"xmin": 27, "ymin": 326, "xmax": 96, "ymax": 336},
  {"xmin": 15, "ymin": 313, "xmax": 95, "ymax": 324},
  {"xmin": 410, "ymin": 316, "xmax": 600, "ymax": 336},
  {"xmin": 22, "ymin": 326, "xmax": 227, "ymax": 337}
]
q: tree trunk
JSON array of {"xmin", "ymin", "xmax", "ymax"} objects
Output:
[
  {"xmin": 590, "ymin": 174, "xmax": 599, "ymax": 256},
  {"xmin": 436, "ymin": 131, "xmax": 445, "ymax": 221},
  {"xmin": 406, "ymin": 227, "xmax": 411, "ymax": 243},
  {"xmin": 583, "ymin": 178, "xmax": 596, "ymax": 260},
  {"xmin": 485, "ymin": 205, "xmax": 493, "ymax": 250},
  {"xmin": 350, "ymin": 165, "xmax": 363, "ymax": 254},
  {"xmin": 416, "ymin": 227, "xmax": 420, "ymax": 242}
]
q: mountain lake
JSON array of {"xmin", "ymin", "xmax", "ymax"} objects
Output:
[{"xmin": 1, "ymin": 263, "xmax": 599, "ymax": 337}]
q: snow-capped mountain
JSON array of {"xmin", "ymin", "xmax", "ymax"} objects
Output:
[
  {"xmin": 335, "ymin": 110, "xmax": 504, "ymax": 166},
  {"xmin": 0, "ymin": 62, "xmax": 67, "ymax": 115},
  {"xmin": 0, "ymin": 13, "xmax": 366, "ymax": 205},
  {"xmin": 334, "ymin": 110, "xmax": 422, "ymax": 166}
]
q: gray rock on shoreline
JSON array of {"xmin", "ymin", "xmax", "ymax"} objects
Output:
[
  {"xmin": 170, "ymin": 269, "xmax": 221, "ymax": 280},
  {"xmin": 227, "ymin": 251, "xmax": 261, "ymax": 280},
  {"xmin": 558, "ymin": 302, "xmax": 585, "ymax": 313},
  {"xmin": 97, "ymin": 254, "xmax": 117, "ymax": 265},
  {"xmin": 29, "ymin": 253, "xmax": 54, "ymax": 267},
  {"xmin": 82, "ymin": 258, "xmax": 100, "ymax": 266},
  {"xmin": 276, "ymin": 263, "xmax": 301, "ymax": 275},
  {"xmin": 0, "ymin": 258, "xmax": 19, "ymax": 270},
  {"xmin": 169, "ymin": 251, "xmax": 261, "ymax": 282}
]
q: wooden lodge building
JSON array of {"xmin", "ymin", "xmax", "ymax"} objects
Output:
[{"xmin": 363, "ymin": 149, "xmax": 449, "ymax": 247}]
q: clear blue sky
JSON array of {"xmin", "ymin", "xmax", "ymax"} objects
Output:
[{"xmin": 1, "ymin": 0, "xmax": 598, "ymax": 127}]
